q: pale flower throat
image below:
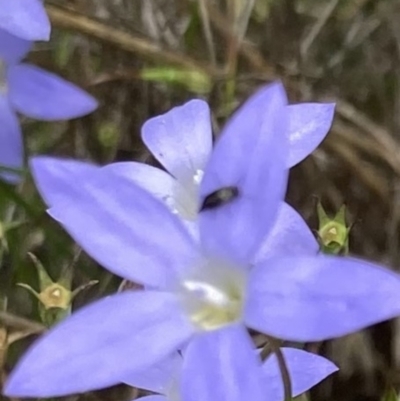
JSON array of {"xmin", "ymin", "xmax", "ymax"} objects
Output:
[
  {"xmin": 176, "ymin": 260, "xmax": 246, "ymax": 331},
  {"xmin": 165, "ymin": 169, "xmax": 204, "ymax": 221}
]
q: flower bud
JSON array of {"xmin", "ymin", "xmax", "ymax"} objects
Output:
[
  {"xmin": 317, "ymin": 203, "xmax": 350, "ymax": 255},
  {"xmin": 18, "ymin": 253, "xmax": 97, "ymax": 327}
]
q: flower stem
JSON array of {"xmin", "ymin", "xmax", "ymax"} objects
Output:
[{"xmin": 265, "ymin": 335, "xmax": 292, "ymax": 401}]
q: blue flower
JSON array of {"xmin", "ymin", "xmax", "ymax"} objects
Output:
[
  {"xmin": 31, "ymin": 90, "xmax": 334, "ymax": 244},
  {"xmin": 0, "ymin": 0, "xmax": 50, "ymax": 41},
  {"xmin": 122, "ymin": 347, "xmax": 337, "ymax": 401},
  {"xmin": 5, "ymin": 83, "xmax": 400, "ymax": 400},
  {"xmin": 0, "ymin": 30, "xmax": 98, "ymax": 182}
]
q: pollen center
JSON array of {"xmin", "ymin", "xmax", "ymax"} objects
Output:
[{"xmin": 177, "ymin": 261, "xmax": 246, "ymax": 331}]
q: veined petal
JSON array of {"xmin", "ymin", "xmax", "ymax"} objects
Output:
[
  {"xmin": 262, "ymin": 347, "xmax": 338, "ymax": 401},
  {"xmin": 287, "ymin": 103, "xmax": 335, "ymax": 167},
  {"xmin": 0, "ymin": 94, "xmax": 23, "ymax": 183},
  {"xmin": 0, "ymin": 0, "xmax": 50, "ymax": 41},
  {"xmin": 0, "ymin": 29, "xmax": 31, "ymax": 64},
  {"xmin": 8, "ymin": 64, "xmax": 98, "ymax": 120},
  {"xmin": 103, "ymin": 162, "xmax": 177, "ymax": 205},
  {"xmin": 122, "ymin": 352, "xmax": 182, "ymax": 395},
  {"xmin": 4, "ymin": 291, "xmax": 195, "ymax": 398},
  {"xmin": 103, "ymin": 162, "xmax": 199, "ymax": 234},
  {"xmin": 245, "ymin": 256, "xmax": 400, "ymax": 341},
  {"xmin": 199, "ymin": 82, "xmax": 289, "ymax": 263},
  {"xmin": 48, "ymin": 170, "xmax": 199, "ymax": 288},
  {"xmin": 254, "ymin": 203, "xmax": 318, "ymax": 263},
  {"xmin": 181, "ymin": 324, "xmax": 265, "ymax": 401},
  {"xmin": 142, "ymin": 99, "xmax": 212, "ymax": 183},
  {"xmin": 30, "ymin": 156, "xmax": 99, "ymax": 207}
]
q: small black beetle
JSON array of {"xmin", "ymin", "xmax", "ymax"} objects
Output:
[{"xmin": 199, "ymin": 186, "xmax": 239, "ymax": 212}]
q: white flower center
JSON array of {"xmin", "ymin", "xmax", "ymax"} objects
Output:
[{"xmin": 176, "ymin": 260, "xmax": 246, "ymax": 331}]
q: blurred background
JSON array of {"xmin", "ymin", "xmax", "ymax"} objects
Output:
[{"xmin": 2, "ymin": 0, "xmax": 400, "ymax": 400}]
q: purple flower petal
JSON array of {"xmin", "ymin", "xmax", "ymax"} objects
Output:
[
  {"xmin": 142, "ymin": 99, "xmax": 212, "ymax": 183},
  {"xmin": 103, "ymin": 162, "xmax": 199, "ymax": 237},
  {"xmin": 122, "ymin": 352, "xmax": 182, "ymax": 395},
  {"xmin": 103, "ymin": 162, "xmax": 177, "ymax": 203},
  {"xmin": 4, "ymin": 291, "xmax": 195, "ymax": 398},
  {"xmin": 8, "ymin": 64, "xmax": 98, "ymax": 120},
  {"xmin": 0, "ymin": 0, "xmax": 50, "ymax": 41},
  {"xmin": 0, "ymin": 94, "xmax": 23, "ymax": 183},
  {"xmin": 30, "ymin": 156, "xmax": 99, "ymax": 207},
  {"xmin": 0, "ymin": 29, "xmax": 31, "ymax": 64},
  {"xmin": 199, "ymin": 82, "xmax": 289, "ymax": 263},
  {"xmin": 287, "ymin": 103, "xmax": 335, "ymax": 167},
  {"xmin": 245, "ymin": 256, "xmax": 400, "ymax": 341},
  {"xmin": 254, "ymin": 202, "xmax": 318, "ymax": 263},
  {"xmin": 181, "ymin": 324, "xmax": 265, "ymax": 401},
  {"xmin": 262, "ymin": 347, "xmax": 338, "ymax": 401},
  {"xmin": 48, "ymin": 170, "xmax": 199, "ymax": 288}
]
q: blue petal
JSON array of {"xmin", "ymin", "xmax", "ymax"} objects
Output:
[
  {"xmin": 199, "ymin": 82, "xmax": 289, "ymax": 264},
  {"xmin": 8, "ymin": 64, "xmax": 98, "ymax": 120},
  {"xmin": 245, "ymin": 255, "xmax": 400, "ymax": 341},
  {"xmin": 0, "ymin": 0, "xmax": 50, "ymax": 41},
  {"xmin": 4, "ymin": 291, "xmax": 195, "ymax": 397},
  {"xmin": 181, "ymin": 324, "xmax": 265, "ymax": 401},
  {"xmin": 103, "ymin": 162, "xmax": 177, "ymax": 203},
  {"xmin": 0, "ymin": 29, "xmax": 31, "ymax": 64},
  {"xmin": 0, "ymin": 94, "xmax": 23, "ymax": 183},
  {"xmin": 142, "ymin": 99, "xmax": 212, "ymax": 183},
  {"xmin": 122, "ymin": 352, "xmax": 182, "ymax": 394},
  {"xmin": 48, "ymin": 169, "xmax": 199, "ymax": 288},
  {"xmin": 287, "ymin": 103, "xmax": 335, "ymax": 167},
  {"xmin": 254, "ymin": 202, "xmax": 318, "ymax": 263},
  {"xmin": 30, "ymin": 156, "xmax": 99, "ymax": 207},
  {"xmin": 262, "ymin": 347, "xmax": 338, "ymax": 401},
  {"xmin": 103, "ymin": 162, "xmax": 199, "ymax": 238}
]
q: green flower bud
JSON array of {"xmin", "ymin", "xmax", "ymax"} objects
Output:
[
  {"xmin": 18, "ymin": 253, "xmax": 97, "ymax": 327},
  {"xmin": 317, "ymin": 203, "xmax": 351, "ymax": 256}
]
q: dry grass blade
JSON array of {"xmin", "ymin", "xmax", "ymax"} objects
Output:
[
  {"xmin": 45, "ymin": 3, "xmax": 221, "ymax": 77},
  {"xmin": 0, "ymin": 311, "xmax": 46, "ymax": 334}
]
